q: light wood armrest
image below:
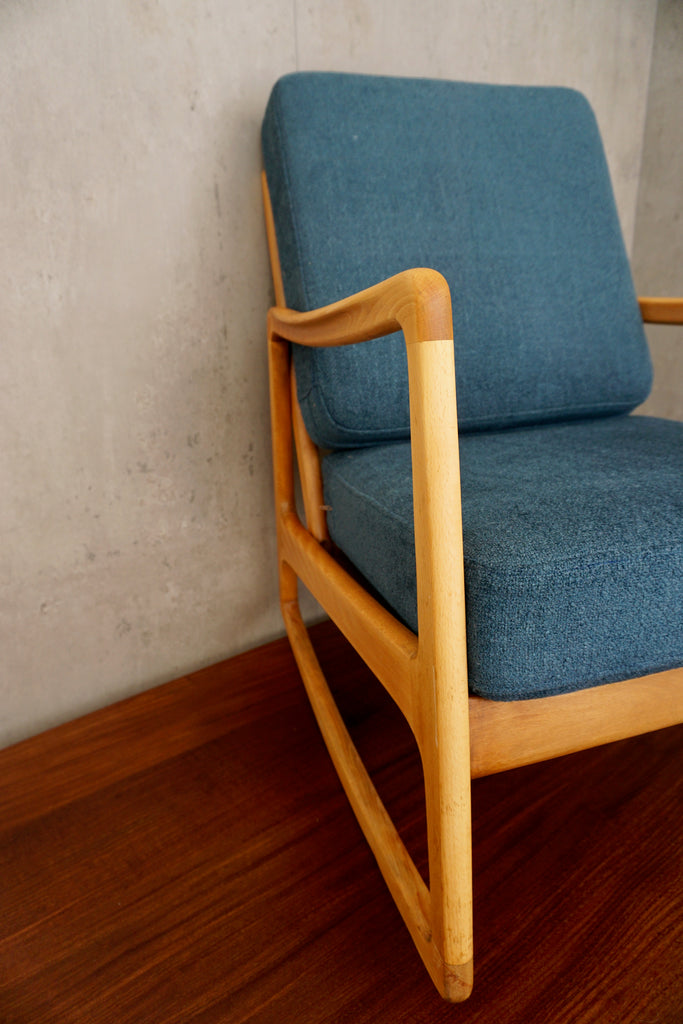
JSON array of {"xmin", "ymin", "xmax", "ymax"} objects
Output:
[
  {"xmin": 268, "ymin": 261, "xmax": 466, "ymax": 723},
  {"xmin": 267, "ymin": 251, "xmax": 471, "ymax": 993},
  {"xmin": 639, "ymin": 297, "xmax": 683, "ymax": 324},
  {"xmin": 268, "ymin": 268, "xmax": 452, "ymax": 349}
]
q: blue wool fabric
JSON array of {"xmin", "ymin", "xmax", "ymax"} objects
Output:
[
  {"xmin": 323, "ymin": 417, "xmax": 683, "ymax": 700},
  {"xmin": 262, "ymin": 72, "xmax": 681, "ymax": 700},
  {"xmin": 262, "ymin": 73, "xmax": 652, "ymax": 448}
]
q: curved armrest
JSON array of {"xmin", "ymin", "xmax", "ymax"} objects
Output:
[
  {"xmin": 639, "ymin": 297, "xmax": 683, "ymax": 325},
  {"xmin": 267, "ymin": 268, "xmax": 452, "ymax": 348},
  {"xmin": 268, "ymin": 266, "xmax": 466, "ymax": 741}
]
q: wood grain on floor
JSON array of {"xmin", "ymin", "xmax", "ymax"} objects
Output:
[{"xmin": 1, "ymin": 619, "xmax": 682, "ymax": 1023}]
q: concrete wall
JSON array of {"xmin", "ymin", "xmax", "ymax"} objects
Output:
[
  {"xmin": 632, "ymin": 0, "xmax": 683, "ymax": 421},
  {"xmin": 0, "ymin": 1, "xmax": 662, "ymax": 748}
]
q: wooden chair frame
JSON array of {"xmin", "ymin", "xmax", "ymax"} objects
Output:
[{"xmin": 263, "ymin": 172, "xmax": 683, "ymax": 1001}]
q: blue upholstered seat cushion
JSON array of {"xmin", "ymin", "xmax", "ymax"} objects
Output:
[
  {"xmin": 322, "ymin": 416, "xmax": 683, "ymax": 700},
  {"xmin": 262, "ymin": 73, "xmax": 652, "ymax": 448}
]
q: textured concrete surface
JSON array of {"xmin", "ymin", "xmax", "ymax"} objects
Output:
[
  {"xmin": 632, "ymin": 0, "xmax": 683, "ymax": 422},
  {"xmin": 0, "ymin": 0, "xmax": 668, "ymax": 747}
]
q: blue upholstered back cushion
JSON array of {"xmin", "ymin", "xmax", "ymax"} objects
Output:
[
  {"xmin": 262, "ymin": 73, "xmax": 652, "ymax": 448},
  {"xmin": 322, "ymin": 416, "xmax": 683, "ymax": 700}
]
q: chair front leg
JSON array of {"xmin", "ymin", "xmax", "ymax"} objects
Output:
[{"xmin": 407, "ymin": 335, "xmax": 474, "ymax": 999}]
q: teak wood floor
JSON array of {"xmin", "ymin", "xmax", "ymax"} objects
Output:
[{"xmin": 1, "ymin": 619, "xmax": 682, "ymax": 1023}]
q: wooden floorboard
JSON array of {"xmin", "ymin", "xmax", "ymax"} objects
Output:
[{"xmin": 1, "ymin": 619, "xmax": 682, "ymax": 1023}]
